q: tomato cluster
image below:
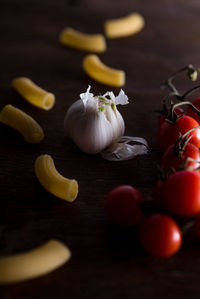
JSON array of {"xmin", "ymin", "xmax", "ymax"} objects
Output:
[
  {"xmin": 104, "ymin": 65, "xmax": 200, "ymax": 258},
  {"xmin": 104, "ymin": 185, "xmax": 182, "ymax": 258},
  {"xmin": 156, "ymin": 86, "xmax": 200, "ymax": 218}
]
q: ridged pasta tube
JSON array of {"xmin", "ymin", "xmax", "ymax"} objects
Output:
[
  {"xmin": 0, "ymin": 104, "xmax": 44, "ymax": 143},
  {"xmin": 0, "ymin": 239, "xmax": 71, "ymax": 284},
  {"xmin": 12, "ymin": 77, "xmax": 55, "ymax": 110},
  {"xmin": 104, "ymin": 13, "xmax": 145, "ymax": 39},
  {"xmin": 83, "ymin": 54, "xmax": 125, "ymax": 87},
  {"xmin": 59, "ymin": 27, "xmax": 106, "ymax": 53},
  {"xmin": 35, "ymin": 154, "xmax": 78, "ymax": 202}
]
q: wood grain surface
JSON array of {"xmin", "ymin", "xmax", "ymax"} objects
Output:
[{"xmin": 1, "ymin": 0, "xmax": 200, "ymax": 298}]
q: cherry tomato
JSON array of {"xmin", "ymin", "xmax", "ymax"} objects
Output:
[
  {"xmin": 163, "ymin": 170, "xmax": 200, "ymax": 217},
  {"xmin": 158, "ymin": 115, "xmax": 200, "ymax": 151},
  {"xmin": 186, "ymin": 97, "xmax": 200, "ymax": 124},
  {"xmin": 160, "ymin": 142, "xmax": 200, "ymax": 173},
  {"xmin": 139, "ymin": 214, "xmax": 182, "ymax": 258},
  {"xmin": 104, "ymin": 185, "xmax": 143, "ymax": 226},
  {"xmin": 158, "ymin": 107, "xmax": 184, "ymax": 128}
]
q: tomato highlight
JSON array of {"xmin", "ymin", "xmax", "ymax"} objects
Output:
[{"xmin": 139, "ymin": 214, "xmax": 182, "ymax": 258}]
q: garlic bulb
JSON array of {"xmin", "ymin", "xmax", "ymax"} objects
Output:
[{"xmin": 64, "ymin": 86, "xmax": 129, "ymax": 154}]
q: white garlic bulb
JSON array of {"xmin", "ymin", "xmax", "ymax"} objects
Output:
[{"xmin": 64, "ymin": 86, "xmax": 129, "ymax": 154}]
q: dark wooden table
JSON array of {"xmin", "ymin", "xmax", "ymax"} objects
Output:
[{"xmin": 1, "ymin": 0, "xmax": 200, "ymax": 298}]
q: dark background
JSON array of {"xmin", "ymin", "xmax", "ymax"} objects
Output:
[{"xmin": 1, "ymin": 0, "xmax": 200, "ymax": 298}]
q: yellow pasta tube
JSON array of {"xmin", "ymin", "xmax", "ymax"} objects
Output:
[
  {"xmin": 83, "ymin": 54, "xmax": 125, "ymax": 87},
  {"xmin": 35, "ymin": 154, "xmax": 78, "ymax": 202},
  {"xmin": 12, "ymin": 77, "xmax": 55, "ymax": 110},
  {"xmin": 104, "ymin": 13, "xmax": 145, "ymax": 39},
  {"xmin": 59, "ymin": 27, "xmax": 106, "ymax": 53},
  {"xmin": 0, "ymin": 239, "xmax": 71, "ymax": 284},
  {"xmin": 0, "ymin": 104, "xmax": 44, "ymax": 143}
]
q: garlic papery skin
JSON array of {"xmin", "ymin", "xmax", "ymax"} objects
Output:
[
  {"xmin": 64, "ymin": 86, "xmax": 129, "ymax": 154},
  {"xmin": 101, "ymin": 136, "xmax": 149, "ymax": 161}
]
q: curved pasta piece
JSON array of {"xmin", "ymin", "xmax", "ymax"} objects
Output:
[
  {"xmin": 83, "ymin": 54, "xmax": 125, "ymax": 87},
  {"xmin": 104, "ymin": 13, "xmax": 145, "ymax": 39},
  {"xmin": 0, "ymin": 239, "xmax": 71, "ymax": 284},
  {"xmin": 35, "ymin": 154, "xmax": 78, "ymax": 202},
  {"xmin": 12, "ymin": 77, "xmax": 55, "ymax": 110},
  {"xmin": 0, "ymin": 104, "xmax": 44, "ymax": 143},
  {"xmin": 59, "ymin": 27, "xmax": 106, "ymax": 53}
]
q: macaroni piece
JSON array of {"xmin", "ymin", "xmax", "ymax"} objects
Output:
[
  {"xmin": 59, "ymin": 27, "xmax": 106, "ymax": 53},
  {"xmin": 12, "ymin": 77, "xmax": 55, "ymax": 110},
  {"xmin": 35, "ymin": 154, "xmax": 78, "ymax": 202},
  {"xmin": 83, "ymin": 54, "xmax": 125, "ymax": 87},
  {"xmin": 0, "ymin": 239, "xmax": 71, "ymax": 284},
  {"xmin": 0, "ymin": 104, "xmax": 44, "ymax": 143},
  {"xmin": 104, "ymin": 13, "xmax": 145, "ymax": 39}
]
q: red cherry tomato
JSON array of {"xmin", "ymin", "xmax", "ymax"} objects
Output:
[
  {"xmin": 139, "ymin": 214, "xmax": 182, "ymax": 258},
  {"xmin": 104, "ymin": 185, "xmax": 143, "ymax": 226},
  {"xmin": 186, "ymin": 97, "xmax": 200, "ymax": 124},
  {"xmin": 163, "ymin": 170, "xmax": 200, "ymax": 217},
  {"xmin": 160, "ymin": 142, "xmax": 200, "ymax": 173},
  {"xmin": 158, "ymin": 115, "xmax": 200, "ymax": 151},
  {"xmin": 158, "ymin": 107, "xmax": 184, "ymax": 128}
]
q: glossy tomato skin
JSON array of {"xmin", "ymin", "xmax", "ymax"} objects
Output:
[
  {"xmin": 139, "ymin": 214, "xmax": 182, "ymax": 258},
  {"xmin": 104, "ymin": 185, "xmax": 143, "ymax": 226},
  {"xmin": 158, "ymin": 107, "xmax": 184, "ymax": 128},
  {"xmin": 158, "ymin": 115, "xmax": 200, "ymax": 151},
  {"xmin": 163, "ymin": 171, "xmax": 200, "ymax": 217},
  {"xmin": 186, "ymin": 97, "xmax": 200, "ymax": 124},
  {"xmin": 160, "ymin": 142, "xmax": 200, "ymax": 173}
]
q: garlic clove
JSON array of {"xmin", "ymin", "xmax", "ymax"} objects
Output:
[
  {"xmin": 73, "ymin": 111, "xmax": 113, "ymax": 154},
  {"xmin": 100, "ymin": 136, "xmax": 149, "ymax": 161},
  {"xmin": 104, "ymin": 104, "xmax": 125, "ymax": 141}
]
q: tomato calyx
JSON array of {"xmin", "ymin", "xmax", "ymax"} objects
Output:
[
  {"xmin": 157, "ymin": 164, "xmax": 172, "ymax": 181},
  {"xmin": 163, "ymin": 100, "xmax": 200, "ymax": 125},
  {"xmin": 156, "ymin": 97, "xmax": 185, "ymax": 128},
  {"xmin": 173, "ymin": 126, "xmax": 200, "ymax": 157},
  {"xmin": 173, "ymin": 135, "xmax": 188, "ymax": 157},
  {"xmin": 183, "ymin": 157, "xmax": 200, "ymax": 172}
]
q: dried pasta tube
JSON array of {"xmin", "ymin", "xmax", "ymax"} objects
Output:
[
  {"xmin": 59, "ymin": 27, "xmax": 106, "ymax": 53},
  {"xmin": 0, "ymin": 104, "xmax": 44, "ymax": 143},
  {"xmin": 35, "ymin": 154, "xmax": 78, "ymax": 202},
  {"xmin": 12, "ymin": 77, "xmax": 55, "ymax": 110},
  {"xmin": 0, "ymin": 239, "xmax": 71, "ymax": 284},
  {"xmin": 83, "ymin": 54, "xmax": 125, "ymax": 87},
  {"xmin": 104, "ymin": 13, "xmax": 145, "ymax": 39}
]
